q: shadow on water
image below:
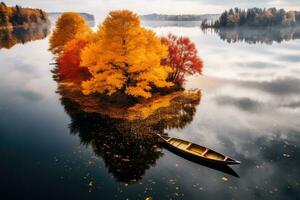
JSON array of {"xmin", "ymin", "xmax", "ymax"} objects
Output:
[
  {"xmin": 57, "ymin": 81, "xmax": 240, "ymax": 182},
  {"xmin": 57, "ymin": 83, "xmax": 207, "ymax": 183},
  {"xmin": 0, "ymin": 22, "xmax": 50, "ymax": 49}
]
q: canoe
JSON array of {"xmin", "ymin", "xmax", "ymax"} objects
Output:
[{"xmin": 157, "ymin": 134, "xmax": 240, "ymax": 165}]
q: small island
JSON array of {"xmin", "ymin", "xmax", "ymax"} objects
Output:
[
  {"xmin": 0, "ymin": 2, "xmax": 50, "ymax": 29},
  {"xmin": 201, "ymin": 7, "xmax": 300, "ymax": 28},
  {"xmin": 49, "ymin": 11, "xmax": 203, "ymax": 114}
]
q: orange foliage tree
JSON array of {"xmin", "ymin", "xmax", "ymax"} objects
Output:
[
  {"xmin": 81, "ymin": 10, "xmax": 173, "ymax": 99},
  {"xmin": 161, "ymin": 34, "xmax": 203, "ymax": 85},
  {"xmin": 49, "ymin": 12, "xmax": 91, "ymax": 55},
  {"xmin": 0, "ymin": 2, "xmax": 11, "ymax": 26},
  {"xmin": 57, "ymin": 33, "xmax": 92, "ymax": 83},
  {"xmin": 0, "ymin": 3, "xmax": 49, "ymax": 27}
]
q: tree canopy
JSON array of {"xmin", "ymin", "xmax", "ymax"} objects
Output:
[
  {"xmin": 0, "ymin": 3, "xmax": 49, "ymax": 27},
  {"xmin": 161, "ymin": 34, "xmax": 203, "ymax": 84},
  {"xmin": 49, "ymin": 12, "xmax": 92, "ymax": 55},
  {"xmin": 50, "ymin": 10, "xmax": 204, "ymax": 102},
  {"xmin": 57, "ymin": 32, "xmax": 92, "ymax": 83},
  {"xmin": 81, "ymin": 10, "xmax": 173, "ymax": 99}
]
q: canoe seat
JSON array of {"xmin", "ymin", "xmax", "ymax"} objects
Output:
[
  {"xmin": 204, "ymin": 150, "xmax": 225, "ymax": 161},
  {"xmin": 201, "ymin": 149, "xmax": 208, "ymax": 156},
  {"xmin": 177, "ymin": 141, "xmax": 189, "ymax": 149},
  {"xmin": 185, "ymin": 143, "xmax": 192, "ymax": 149},
  {"xmin": 169, "ymin": 139, "xmax": 189, "ymax": 149},
  {"xmin": 187, "ymin": 144, "xmax": 206, "ymax": 155}
]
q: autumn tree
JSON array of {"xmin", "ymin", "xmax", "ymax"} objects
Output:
[
  {"xmin": 161, "ymin": 34, "xmax": 203, "ymax": 85},
  {"xmin": 0, "ymin": 4, "xmax": 49, "ymax": 27},
  {"xmin": 81, "ymin": 10, "xmax": 173, "ymax": 99},
  {"xmin": 0, "ymin": 3, "xmax": 11, "ymax": 26},
  {"xmin": 57, "ymin": 32, "xmax": 92, "ymax": 83},
  {"xmin": 49, "ymin": 12, "xmax": 91, "ymax": 55}
]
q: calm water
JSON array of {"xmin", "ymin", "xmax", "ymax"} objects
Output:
[{"xmin": 1, "ymin": 21, "xmax": 300, "ymax": 200}]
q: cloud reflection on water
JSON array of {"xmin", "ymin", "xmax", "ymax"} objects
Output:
[
  {"xmin": 152, "ymin": 23, "xmax": 300, "ymax": 199},
  {"xmin": 0, "ymin": 19, "xmax": 299, "ymax": 199}
]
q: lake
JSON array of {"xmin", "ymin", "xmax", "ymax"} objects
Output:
[{"xmin": 1, "ymin": 20, "xmax": 300, "ymax": 199}]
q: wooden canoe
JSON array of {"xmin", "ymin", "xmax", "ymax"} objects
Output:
[{"xmin": 157, "ymin": 134, "xmax": 240, "ymax": 165}]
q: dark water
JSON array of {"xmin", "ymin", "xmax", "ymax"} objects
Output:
[{"xmin": 0, "ymin": 21, "xmax": 300, "ymax": 200}]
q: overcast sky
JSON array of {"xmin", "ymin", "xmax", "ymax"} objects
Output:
[{"xmin": 5, "ymin": 0, "xmax": 300, "ymax": 21}]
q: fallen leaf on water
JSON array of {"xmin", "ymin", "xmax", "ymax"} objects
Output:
[
  {"xmin": 222, "ymin": 177, "xmax": 228, "ymax": 181},
  {"xmin": 283, "ymin": 153, "xmax": 291, "ymax": 158},
  {"xmin": 88, "ymin": 181, "xmax": 93, "ymax": 187}
]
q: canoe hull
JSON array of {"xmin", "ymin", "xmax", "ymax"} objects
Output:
[
  {"xmin": 158, "ymin": 134, "xmax": 240, "ymax": 165},
  {"xmin": 160, "ymin": 140, "xmax": 240, "ymax": 177}
]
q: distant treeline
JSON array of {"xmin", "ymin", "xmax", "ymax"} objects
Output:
[
  {"xmin": 48, "ymin": 12, "xmax": 95, "ymax": 21},
  {"xmin": 0, "ymin": 2, "xmax": 49, "ymax": 27},
  {"xmin": 48, "ymin": 12, "xmax": 95, "ymax": 27},
  {"xmin": 202, "ymin": 8, "xmax": 300, "ymax": 28},
  {"xmin": 141, "ymin": 13, "xmax": 220, "ymax": 21}
]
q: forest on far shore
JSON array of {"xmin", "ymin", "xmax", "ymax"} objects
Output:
[
  {"xmin": 0, "ymin": 2, "xmax": 49, "ymax": 28},
  {"xmin": 202, "ymin": 7, "xmax": 300, "ymax": 28}
]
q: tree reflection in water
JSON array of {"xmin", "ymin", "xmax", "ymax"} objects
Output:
[
  {"xmin": 0, "ymin": 22, "xmax": 50, "ymax": 49},
  {"xmin": 57, "ymin": 84, "xmax": 201, "ymax": 183},
  {"xmin": 203, "ymin": 26, "xmax": 300, "ymax": 44}
]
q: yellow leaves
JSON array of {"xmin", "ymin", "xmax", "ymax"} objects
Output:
[
  {"xmin": 82, "ymin": 70, "xmax": 126, "ymax": 96},
  {"xmin": 49, "ymin": 12, "xmax": 92, "ymax": 55},
  {"xmin": 126, "ymin": 86, "xmax": 152, "ymax": 99},
  {"xmin": 221, "ymin": 176, "xmax": 228, "ymax": 181},
  {"xmin": 127, "ymin": 91, "xmax": 195, "ymax": 120},
  {"xmin": 81, "ymin": 10, "xmax": 174, "ymax": 99},
  {"xmin": 103, "ymin": 10, "xmax": 141, "ymax": 34},
  {"xmin": 136, "ymin": 65, "xmax": 174, "ymax": 88},
  {"xmin": 80, "ymin": 43, "xmax": 102, "ymax": 71},
  {"xmin": 50, "ymin": 10, "xmax": 175, "ymax": 100}
]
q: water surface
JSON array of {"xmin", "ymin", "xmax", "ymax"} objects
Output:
[{"xmin": 0, "ymin": 22, "xmax": 300, "ymax": 199}]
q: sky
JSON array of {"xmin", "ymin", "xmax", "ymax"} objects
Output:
[{"xmin": 4, "ymin": 0, "xmax": 300, "ymax": 21}]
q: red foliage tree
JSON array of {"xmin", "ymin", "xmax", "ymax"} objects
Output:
[
  {"xmin": 57, "ymin": 37, "xmax": 91, "ymax": 83},
  {"xmin": 161, "ymin": 34, "xmax": 203, "ymax": 85}
]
